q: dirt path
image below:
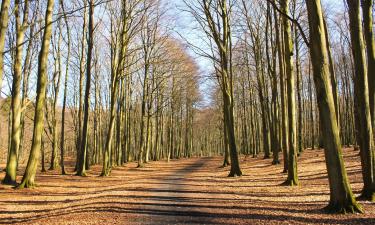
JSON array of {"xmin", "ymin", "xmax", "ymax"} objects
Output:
[{"xmin": 0, "ymin": 148, "xmax": 374, "ymax": 224}]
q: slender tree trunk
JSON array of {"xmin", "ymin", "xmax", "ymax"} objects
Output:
[
  {"xmin": 281, "ymin": 0, "xmax": 298, "ymax": 186},
  {"xmin": 41, "ymin": 137, "xmax": 46, "ymax": 173},
  {"xmin": 77, "ymin": 0, "xmax": 94, "ymax": 176},
  {"xmin": 138, "ymin": 63, "xmax": 149, "ymax": 168},
  {"xmin": 274, "ymin": 5, "xmax": 289, "ymax": 172},
  {"xmin": 361, "ymin": 0, "xmax": 375, "ymax": 135},
  {"xmin": 0, "ymin": 0, "xmax": 10, "ymax": 94},
  {"xmin": 19, "ymin": 14, "xmax": 35, "ymax": 166},
  {"xmin": 295, "ymin": 26, "xmax": 303, "ymax": 156},
  {"xmin": 101, "ymin": 78, "xmax": 119, "ymax": 176},
  {"xmin": 308, "ymin": 62, "xmax": 315, "ymax": 150},
  {"xmin": 59, "ymin": 0, "xmax": 70, "ymax": 175},
  {"xmin": 3, "ymin": 0, "xmax": 28, "ymax": 185},
  {"xmin": 49, "ymin": 19, "xmax": 63, "ymax": 171},
  {"xmin": 75, "ymin": 0, "xmax": 88, "ymax": 171}
]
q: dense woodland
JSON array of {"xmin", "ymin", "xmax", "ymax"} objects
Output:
[{"xmin": 0, "ymin": 0, "xmax": 374, "ymax": 216}]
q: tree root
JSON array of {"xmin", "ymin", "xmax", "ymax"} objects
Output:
[
  {"xmin": 228, "ymin": 170, "xmax": 242, "ymax": 177},
  {"xmin": 356, "ymin": 189, "xmax": 375, "ymax": 202},
  {"xmin": 75, "ymin": 171, "xmax": 87, "ymax": 177},
  {"xmin": 323, "ymin": 201, "xmax": 363, "ymax": 214},
  {"xmin": 17, "ymin": 180, "xmax": 37, "ymax": 189},
  {"xmin": 281, "ymin": 178, "xmax": 299, "ymax": 186},
  {"xmin": 220, "ymin": 162, "xmax": 230, "ymax": 168},
  {"xmin": 2, "ymin": 176, "xmax": 17, "ymax": 186}
]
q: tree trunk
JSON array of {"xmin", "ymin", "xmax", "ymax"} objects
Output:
[
  {"xmin": 18, "ymin": 0, "xmax": 55, "ymax": 188},
  {"xmin": 59, "ymin": 0, "xmax": 70, "ymax": 175},
  {"xmin": 3, "ymin": 0, "xmax": 28, "ymax": 185},
  {"xmin": 347, "ymin": 0, "xmax": 375, "ymax": 202},
  {"xmin": 281, "ymin": 0, "xmax": 298, "ymax": 186},
  {"xmin": 76, "ymin": 0, "xmax": 94, "ymax": 176},
  {"xmin": 0, "ymin": 0, "xmax": 10, "ymax": 94},
  {"xmin": 295, "ymin": 25, "xmax": 303, "ymax": 156},
  {"xmin": 361, "ymin": 0, "xmax": 375, "ymax": 136},
  {"xmin": 306, "ymin": 0, "xmax": 362, "ymax": 213},
  {"xmin": 222, "ymin": 117, "xmax": 230, "ymax": 167},
  {"xmin": 75, "ymin": 0, "xmax": 88, "ymax": 171},
  {"xmin": 274, "ymin": 4, "xmax": 289, "ymax": 172}
]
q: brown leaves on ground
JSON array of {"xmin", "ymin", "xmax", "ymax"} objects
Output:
[{"xmin": 0, "ymin": 148, "xmax": 374, "ymax": 225}]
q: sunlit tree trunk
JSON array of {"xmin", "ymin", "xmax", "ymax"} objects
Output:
[
  {"xmin": 74, "ymin": 0, "xmax": 88, "ymax": 171},
  {"xmin": 347, "ymin": 0, "xmax": 375, "ymax": 202},
  {"xmin": 18, "ymin": 0, "xmax": 55, "ymax": 188},
  {"xmin": 308, "ymin": 63, "xmax": 315, "ymax": 150},
  {"xmin": 281, "ymin": 0, "xmax": 298, "ymax": 186},
  {"xmin": 274, "ymin": 2, "xmax": 288, "ymax": 172},
  {"xmin": 361, "ymin": 0, "xmax": 375, "ymax": 135},
  {"xmin": 3, "ymin": 0, "xmax": 28, "ymax": 185},
  {"xmin": 49, "ymin": 19, "xmax": 63, "ymax": 171},
  {"xmin": 77, "ymin": 0, "xmax": 94, "ymax": 176},
  {"xmin": 0, "ymin": 0, "xmax": 10, "ymax": 94},
  {"xmin": 306, "ymin": 0, "xmax": 362, "ymax": 213},
  {"xmin": 295, "ymin": 24, "xmax": 303, "ymax": 156},
  {"xmin": 59, "ymin": 0, "xmax": 70, "ymax": 175},
  {"xmin": 323, "ymin": 18, "xmax": 339, "ymax": 131}
]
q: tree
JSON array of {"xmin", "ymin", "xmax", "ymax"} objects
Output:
[
  {"xmin": 47, "ymin": 15, "xmax": 63, "ymax": 171},
  {"xmin": 202, "ymin": 0, "xmax": 242, "ymax": 176},
  {"xmin": 101, "ymin": 0, "xmax": 140, "ymax": 175},
  {"xmin": 281, "ymin": 0, "xmax": 298, "ymax": 186},
  {"xmin": 59, "ymin": 0, "xmax": 70, "ymax": 175},
  {"xmin": 305, "ymin": 0, "xmax": 362, "ymax": 213},
  {"xmin": 77, "ymin": 0, "xmax": 94, "ymax": 176},
  {"xmin": 346, "ymin": 0, "xmax": 375, "ymax": 202},
  {"xmin": 274, "ymin": 0, "xmax": 289, "ymax": 172},
  {"xmin": 75, "ymin": 0, "xmax": 88, "ymax": 171},
  {"xmin": 0, "ymin": 0, "xmax": 10, "ymax": 94},
  {"xmin": 18, "ymin": 0, "xmax": 55, "ymax": 188},
  {"xmin": 361, "ymin": 0, "xmax": 375, "ymax": 134},
  {"xmin": 3, "ymin": 0, "xmax": 29, "ymax": 185}
]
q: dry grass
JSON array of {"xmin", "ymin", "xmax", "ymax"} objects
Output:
[{"xmin": 0, "ymin": 148, "xmax": 374, "ymax": 224}]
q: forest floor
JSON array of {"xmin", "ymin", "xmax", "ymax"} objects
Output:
[{"xmin": 0, "ymin": 148, "xmax": 374, "ymax": 225}]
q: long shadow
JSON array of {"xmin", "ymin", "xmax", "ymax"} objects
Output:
[
  {"xmin": 0, "ymin": 193, "xmax": 329, "ymax": 209},
  {"xmin": 0, "ymin": 158, "xmax": 212, "ymax": 224},
  {"xmin": 0, "ymin": 155, "xmax": 372, "ymax": 225},
  {"xmin": 0, "ymin": 204, "xmax": 373, "ymax": 225},
  {"xmin": 0, "ymin": 200, "xmax": 320, "ymax": 215}
]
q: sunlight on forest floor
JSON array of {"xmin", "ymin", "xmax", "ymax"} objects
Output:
[{"xmin": 0, "ymin": 148, "xmax": 374, "ymax": 225}]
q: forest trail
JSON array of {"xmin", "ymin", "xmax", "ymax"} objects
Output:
[{"xmin": 0, "ymin": 148, "xmax": 374, "ymax": 225}]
